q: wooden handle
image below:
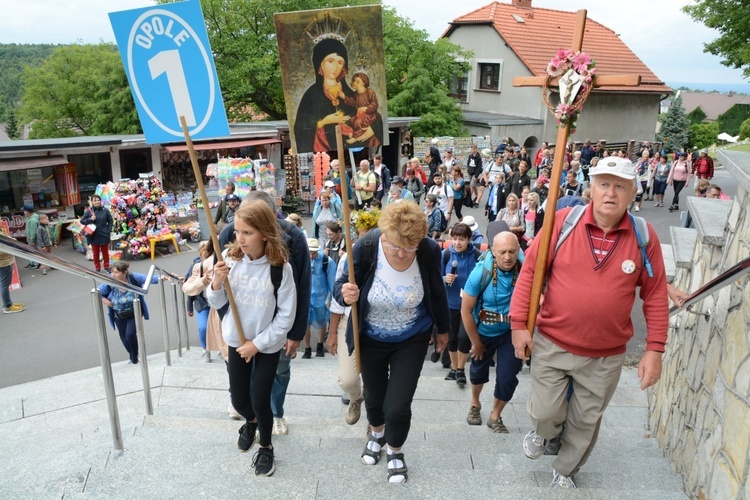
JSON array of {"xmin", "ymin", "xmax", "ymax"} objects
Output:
[{"xmin": 179, "ymin": 116, "xmax": 246, "ymax": 345}]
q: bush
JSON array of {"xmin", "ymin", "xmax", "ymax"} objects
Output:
[{"xmin": 739, "ymin": 118, "xmax": 750, "ymax": 140}]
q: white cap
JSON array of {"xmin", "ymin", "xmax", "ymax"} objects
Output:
[
  {"xmin": 461, "ymin": 215, "xmax": 479, "ymax": 231},
  {"xmin": 307, "ymin": 238, "xmax": 320, "ymax": 251},
  {"xmin": 589, "ymin": 157, "xmax": 637, "ymax": 180}
]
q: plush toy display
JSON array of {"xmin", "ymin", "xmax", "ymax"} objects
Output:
[{"xmin": 95, "ymin": 177, "xmax": 172, "ymax": 259}]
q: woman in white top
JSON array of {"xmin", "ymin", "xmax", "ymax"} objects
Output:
[
  {"xmin": 333, "ymin": 202, "xmax": 450, "ymax": 484},
  {"xmin": 207, "ymin": 200, "xmax": 297, "ymax": 478}
]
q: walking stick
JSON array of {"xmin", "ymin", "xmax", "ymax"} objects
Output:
[
  {"xmin": 180, "ymin": 116, "xmax": 246, "ymax": 344},
  {"xmin": 335, "ymin": 125, "xmax": 361, "ymax": 373}
]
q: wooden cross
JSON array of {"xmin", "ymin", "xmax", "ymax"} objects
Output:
[{"xmin": 511, "ymin": 10, "xmax": 642, "ymax": 344}]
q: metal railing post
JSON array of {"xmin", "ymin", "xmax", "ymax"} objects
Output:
[
  {"xmin": 171, "ymin": 281, "xmax": 183, "ymax": 357},
  {"xmin": 133, "ymin": 298, "xmax": 153, "ymax": 415},
  {"xmin": 158, "ymin": 276, "xmax": 172, "ymax": 366},
  {"xmin": 91, "ymin": 288, "xmax": 123, "ymax": 450},
  {"xmin": 179, "ymin": 286, "xmax": 190, "ymax": 350}
]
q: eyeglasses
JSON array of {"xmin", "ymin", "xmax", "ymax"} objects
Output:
[{"xmin": 383, "ymin": 236, "xmax": 418, "ymax": 254}]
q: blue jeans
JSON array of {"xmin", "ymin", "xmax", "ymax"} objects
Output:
[
  {"xmin": 114, "ymin": 316, "xmax": 138, "ymax": 364},
  {"xmin": 271, "ymin": 349, "xmax": 291, "ymax": 418},
  {"xmin": 195, "ymin": 308, "xmax": 209, "ymax": 349},
  {"xmin": 0, "ymin": 264, "xmax": 13, "ymax": 308}
]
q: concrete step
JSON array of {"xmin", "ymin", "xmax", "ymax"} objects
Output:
[{"xmin": 0, "ymin": 346, "xmax": 686, "ymax": 499}]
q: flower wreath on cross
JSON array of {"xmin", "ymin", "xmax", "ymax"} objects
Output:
[{"xmin": 543, "ymin": 49, "xmax": 596, "ymax": 133}]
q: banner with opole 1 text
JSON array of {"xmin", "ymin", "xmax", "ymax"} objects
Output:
[{"xmin": 109, "ymin": 1, "xmax": 230, "ymax": 144}]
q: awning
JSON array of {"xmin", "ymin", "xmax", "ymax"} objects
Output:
[
  {"xmin": 0, "ymin": 155, "xmax": 68, "ymax": 172},
  {"xmin": 164, "ymin": 138, "xmax": 282, "ymax": 152}
]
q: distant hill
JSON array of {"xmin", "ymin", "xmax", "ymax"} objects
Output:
[
  {"xmin": 0, "ymin": 43, "xmax": 59, "ymax": 120},
  {"xmin": 666, "ymin": 81, "xmax": 750, "ymax": 95}
]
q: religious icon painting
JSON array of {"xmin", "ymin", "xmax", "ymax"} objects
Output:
[{"xmin": 275, "ymin": 5, "xmax": 389, "ymax": 154}]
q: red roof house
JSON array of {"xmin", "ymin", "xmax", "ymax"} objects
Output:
[{"xmin": 442, "ymin": 0, "xmax": 672, "ymax": 149}]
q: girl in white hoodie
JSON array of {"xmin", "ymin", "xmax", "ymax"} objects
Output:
[{"xmin": 207, "ymin": 200, "xmax": 296, "ymax": 477}]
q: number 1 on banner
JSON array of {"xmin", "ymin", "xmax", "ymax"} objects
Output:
[{"xmin": 148, "ymin": 49, "xmax": 196, "ymax": 127}]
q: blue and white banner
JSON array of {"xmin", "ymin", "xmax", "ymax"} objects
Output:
[{"xmin": 110, "ymin": 1, "xmax": 230, "ymax": 144}]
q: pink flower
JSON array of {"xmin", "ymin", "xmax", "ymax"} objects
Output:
[
  {"xmin": 556, "ymin": 49, "xmax": 573, "ymax": 61},
  {"xmin": 573, "ymin": 53, "xmax": 592, "ymax": 73},
  {"xmin": 547, "ymin": 61, "xmax": 564, "ymax": 77}
]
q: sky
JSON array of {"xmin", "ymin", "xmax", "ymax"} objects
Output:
[{"xmin": 0, "ymin": 0, "xmax": 745, "ymax": 86}]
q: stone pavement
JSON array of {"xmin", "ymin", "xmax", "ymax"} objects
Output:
[{"xmin": 0, "ymin": 346, "xmax": 687, "ymax": 499}]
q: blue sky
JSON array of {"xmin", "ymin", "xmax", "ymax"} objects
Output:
[{"xmin": 0, "ymin": 0, "xmax": 745, "ymax": 86}]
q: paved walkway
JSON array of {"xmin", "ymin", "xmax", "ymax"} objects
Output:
[{"xmin": 1, "ymin": 346, "xmax": 687, "ymax": 499}]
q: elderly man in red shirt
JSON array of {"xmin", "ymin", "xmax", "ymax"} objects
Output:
[
  {"xmin": 691, "ymin": 149, "xmax": 714, "ymax": 190},
  {"xmin": 510, "ymin": 156, "xmax": 668, "ymax": 489}
]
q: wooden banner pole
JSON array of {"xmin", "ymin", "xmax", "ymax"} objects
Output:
[
  {"xmin": 179, "ymin": 116, "xmax": 246, "ymax": 345},
  {"xmin": 335, "ymin": 125, "xmax": 361, "ymax": 374}
]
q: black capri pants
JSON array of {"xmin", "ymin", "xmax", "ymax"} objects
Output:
[
  {"xmin": 448, "ymin": 308, "xmax": 471, "ymax": 353},
  {"xmin": 360, "ymin": 328, "xmax": 431, "ymax": 448}
]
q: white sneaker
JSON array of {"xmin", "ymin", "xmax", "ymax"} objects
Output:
[
  {"xmin": 551, "ymin": 469, "xmax": 576, "ymax": 489},
  {"xmin": 272, "ymin": 417, "xmax": 288, "ymax": 435},
  {"xmin": 201, "ymin": 349, "xmax": 211, "ymax": 362},
  {"xmin": 227, "ymin": 403, "xmax": 241, "ymax": 420},
  {"xmin": 634, "ymin": 206, "xmax": 640, "ymax": 212}
]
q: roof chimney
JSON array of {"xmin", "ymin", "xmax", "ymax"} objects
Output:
[{"xmin": 512, "ymin": 0, "xmax": 532, "ymax": 8}]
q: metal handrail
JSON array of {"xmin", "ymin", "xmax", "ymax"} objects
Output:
[
  {"xmin": 669, "ymin": 256, "xmax": 750, "ymax": 318},
  {"xmin": 0, "ymin": 233, "xmax": 150, "ymax": 295},
  {"xmin": 0, "ymin": 232, "xmax": 161, "ymax": 451}
]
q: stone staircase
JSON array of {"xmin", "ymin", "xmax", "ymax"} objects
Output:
[
  {"xmin": 1, "ymin": 347, "xmax": 685, "ymax": 499},
  {"xmin": 649, "ymin": 149, "xmax": 750, "ymax": 499}
]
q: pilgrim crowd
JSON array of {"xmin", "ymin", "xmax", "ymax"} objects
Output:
[{"xmin": 157, "ymin": 137, "xmax": 700, "ymax": 487}]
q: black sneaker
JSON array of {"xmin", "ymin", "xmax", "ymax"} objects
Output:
[
  {"xmin": 430, "ymin": 350, "xmax": 440, "ymax": 363},
  {"xmin": 23, "ymin": 263, "xmax": 33, "ymax": 269},
  {"xmin": 445, "ymin": 370, "xmax": 457, "ymax": 381},
  {"xmin": 341, "ymin": 395, "xmax": 351, "ymax": 405},
  {"xmin": 316, "ymin": 343, "xmax": 325, "ymax": 357},
  {"xmin": 252, "ymin": 447, "xmax": 275, "ymax": 477},
  {"xmin": 302, "ymin": 347, "xmax": 312, "ymax": 359},
  {"xmin": 456, "ymin": 369, "xmax": 467, "ymax": 386},
  {"xmin": 237, "ymin": 421, "xmax": 257, "ymax": 452}
]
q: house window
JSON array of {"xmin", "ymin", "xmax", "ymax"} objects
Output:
[
  {"xmin": 478, "ymin": 63, "xmax": 500, "ymax": 91},
  {"xmin": 449, "ymin": 71, "xmax": 469, "ymax": 102}
]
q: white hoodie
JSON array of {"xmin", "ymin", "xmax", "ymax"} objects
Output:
[{"xmin": 206, "ymin": 252, "xmax": 296, "ymax": 353}]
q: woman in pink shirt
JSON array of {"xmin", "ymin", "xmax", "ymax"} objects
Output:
[{"xmin": 667, "ymin": 152, "xmax": 691, "ymax": 212}]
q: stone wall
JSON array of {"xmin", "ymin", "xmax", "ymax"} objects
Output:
[{"xmin": 649, "ymin": 150, "xmax": 750, "ymax": 499}]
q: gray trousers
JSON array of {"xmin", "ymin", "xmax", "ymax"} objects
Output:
[{"xmin": 528, "ymin": 333, "xmax": 625, "ymax": 476}]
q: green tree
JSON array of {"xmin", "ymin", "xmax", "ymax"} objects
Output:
[
  {"xmin": 656, "ymin": 95, "xmax": 690, "ymax": 152},
  {"xmin": 688, "ymin": 122, "xmax": 719, "ymax": 150},
  {"xmin": 4, "ymin": 106, "xmax": 20, "ymax": 139},
  {"xmin": 683, "ymin": 1, "xmax": 750, "ymax": 78},
  {"xmin": 19, "ymin": 43, "xmax": 140, "ymax": 138},
  {"xmin": 388, "ymin": 67, "xmax": 466, "ymax": 137},
  {"xmin": 0, "ymin": 43, "xmax": 57, "ymax": 121},
  {"xmin": 739, "ymin": 118, "xmax": 750, "ymax": 140}
]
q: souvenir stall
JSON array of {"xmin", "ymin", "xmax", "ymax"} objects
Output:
[
  {"xmin": 0, "ymin": 161, "xmax": 80, "ymax": 242},
  {"xmin": 213, "ymin": 156, "xmax": 278, "ymax": 206},
  {"xmin": 280, "ymin": 152, "xmax": 321, "ymax": 214},
  {"xmin": 69, "ymin": 175, "xmax": 186, "ymax": 261}
]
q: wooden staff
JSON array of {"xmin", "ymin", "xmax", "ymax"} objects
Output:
[
  {"xmin": 179, "ymin": 116, "xmax": 246, "ymax": 344},
  {"xmin": 523, "ymin": 121, "xmax": 569, "ymax": 349},
  {"xmin": 335, "ymin": 125, "xmax": 361, "ymax": 373}
]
